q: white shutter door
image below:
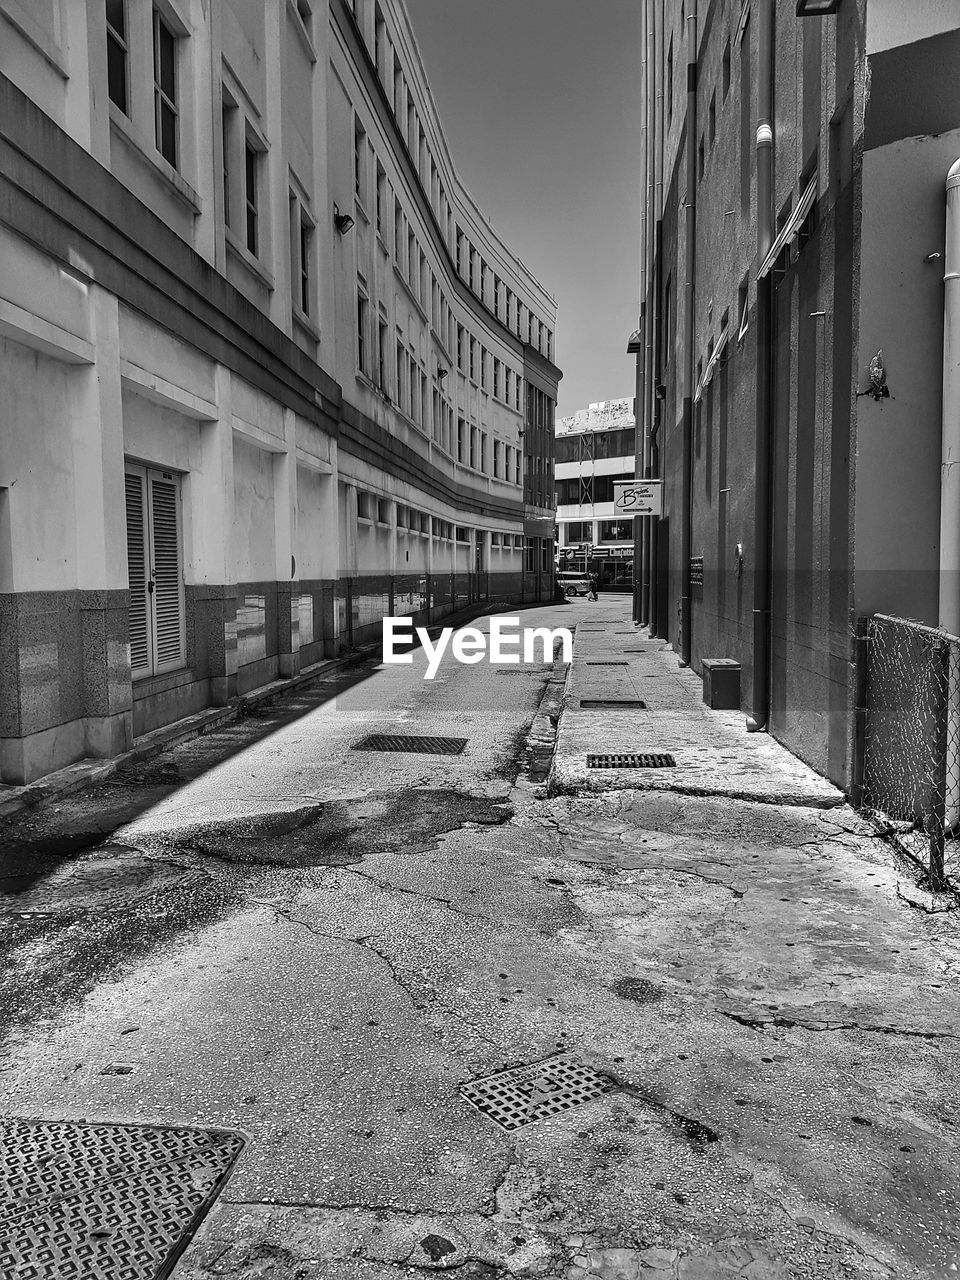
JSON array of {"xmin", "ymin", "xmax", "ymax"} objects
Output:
[
  {"xmin": 148, "ymin": 471, "xmax": 185, "ymax": 673},
  {"xmin": 124, "ymin": 468, "xmax": 152, "ymax": 676}
]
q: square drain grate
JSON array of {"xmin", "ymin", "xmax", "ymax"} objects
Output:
[
  {"xmin": 580, "ymin": 700, "xmax": 647, "ymax": 709},
  {"xmin": 0, "ymin": 1117, "xmax": 244, "ymax": 1280},
  {"xmin": 587, "ymin": 752, "xmax": 676, "ymax": 769},
  {"xmin": 460, "ymin": 1054, "xmax": 617, "ymax": 1131},
  {"xmin": 353, "ymin": 733, "xmax": 467, "ymax": 755},
  {"xmin": 585, "ymin": 660, "xmax": 629, "ymax": 666}
]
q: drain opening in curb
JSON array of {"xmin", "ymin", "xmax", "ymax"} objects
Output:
[
  {"xmin": 460, "ymin": 1054, "xmax": 618, "ymax": 1131},
  {"xmin": 587, "ymin": 753, "xmax": 676, "ymax": 769},
  {"xmin": 585, "ymin": 661, "xmax": 630, "ymax": 666},
  {"xmin": 352, "ymin": 734, "xmax": 468, "ymax": 755}
]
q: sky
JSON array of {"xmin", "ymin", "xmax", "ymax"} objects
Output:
[{"xmin": 404, "ymin": 0, "xmax": 642, "ymax": 419}]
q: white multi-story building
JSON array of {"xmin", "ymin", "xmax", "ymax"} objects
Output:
[
  {"xmin": 555, "ymin": 399, "xmax": 636, "ymax": 567},
  {"xmin": 0, "ymin": 0, "xmax": 561, "ymax": 784}
]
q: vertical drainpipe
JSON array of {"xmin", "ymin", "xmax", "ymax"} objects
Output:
[
  {"xmin": 940, "ymin": 157, "xmax": 960, "ymax": 635},
  {"xmin": 647, "ymin": 0, "xmax": 664, "ymax": 635},
  {"xmin": 634, "ymin": 0, "xmax": 650, "ymax": 626},
  {"xmin": 641, "ymin": 0, "xmax": 658, "ymax": 628},
  {"xmin": 678, "ymin": 0, "xmax": 698, "ymax": 666},
  {"xmin": 747, "ymin": 0, "xmax": 775, "ymax": 732}
]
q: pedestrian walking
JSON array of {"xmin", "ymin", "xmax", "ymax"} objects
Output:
[{"xmin": 588, "ymin": 571, "xmax": 599, "ymax": 602}]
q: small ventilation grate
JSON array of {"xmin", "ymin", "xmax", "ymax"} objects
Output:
[
  {"xmin": 460, "ymin": 1054, "xmax": 618, "ymax": 1131},
  {"xmin": 585, "ymin": 661, "xmax": 629, "ymax": 666},
  {"xmin": 353, "ymin": 734, "xmax": 467, "ymax": 755},
  {"xmin": 580, "ymin": 700, "xmax": 647, "ymax": 709},
  {"xmin": 587, "ymin": 752, "xmax": 676, "ymax": 769},
  {"xmin": 621, "ymin": 647, "xmax": 647, "ymax": 653}
]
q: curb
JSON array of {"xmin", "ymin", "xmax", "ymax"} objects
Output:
[{"xmin": 0, "ymin": 597, "xmax": 523, "ymax": 825}]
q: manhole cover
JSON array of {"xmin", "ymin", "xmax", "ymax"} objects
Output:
[
  {"xmin": 580, "ymin": 700, "xmax": 647, "ymax": 709},
  {"xmin": 460, "ymin": 1054, "xmax": 618, "ymax": 1131},
  {"xmin": 587, "ymin": 753, "xmax": 676, "ymax": 769},
  {"xmin": 352, "ymin": 734, "xmax": 468, "ymax": 755},
  {"xmin": 0, "ymin": 1117, "xmax": 244, "ymax": 1279},
  {"xmin": 584, "ymin": 661, "xmax": 629, "ymax": 666}
]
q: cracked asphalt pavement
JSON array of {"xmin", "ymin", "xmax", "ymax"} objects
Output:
[{"xmin": 2, "ymin": 599, "xmax": 960, "ymax": 1279}]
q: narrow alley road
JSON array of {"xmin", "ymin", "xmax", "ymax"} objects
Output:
[{"xmin": 2, "ymin": 599, "xmax": 960, "ymax": 1280}]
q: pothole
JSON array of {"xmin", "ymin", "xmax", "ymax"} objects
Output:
[
  {"xmin": 0, "ymin": 847, "xmax": 207, "ymax": 916},
  {"xmin": 611, "ymin": 976, "xmax": 663, "ymax": 1004},
  {"xmin": 170, "ymin": 790, "xmax": 513, "ymax": 868}
]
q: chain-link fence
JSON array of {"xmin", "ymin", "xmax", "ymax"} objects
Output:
[{"xmin": 858, "ymin": 614, "xmax": 960, "ymax": 889}]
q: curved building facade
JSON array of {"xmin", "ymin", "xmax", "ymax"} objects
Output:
[{"xmin": 0, "ymin": 0, "xmax": 561, "ymax": 783}]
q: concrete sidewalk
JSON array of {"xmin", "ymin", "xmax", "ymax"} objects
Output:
[{"xmin": 552, "ymin": 603, "xmax": 842, "ymax": 808}]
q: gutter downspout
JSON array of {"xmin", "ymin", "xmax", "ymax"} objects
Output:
[
  {"xmin": 940, "ymin": 157, "xmax": 960, "ymax": 634},
  {"xmin": 747, "ymin": 0, "xmax": 775, "ymax": 732},
  {"xmin": 634, "ymin": 0, "xmax": 650, "ymax": 626},
  {"xmin": 679, "ymin": 0, "xmax": 697, "ymax": 666},
  {"xmin": 642, "ymin": 0, "xmax": 659, "ymax": 629}
]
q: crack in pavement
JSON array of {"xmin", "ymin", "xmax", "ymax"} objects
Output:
[
  {"xmin": 333, "ymin": 864, "xmax": 495, "ymax": 925},
  {"xmin": 718, "ymin": 1009, "xmax": 960, "ymax": 1039}
]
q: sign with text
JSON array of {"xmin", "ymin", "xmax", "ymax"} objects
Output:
[{"xmin": 614, "ymin": 480, "xmax": 663, "ymax": 517}]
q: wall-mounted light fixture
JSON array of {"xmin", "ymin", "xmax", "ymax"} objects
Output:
[
  {"xmin": 437, "ymin": 366, "xmax": 449, "ymax": 383},
  {"xmin": 795, "ymin": 0, "xmax": 840, "ymax": 14},
  {"xmin": 333, "ymin": 203, "xmax": 355, "ymax": 235}
]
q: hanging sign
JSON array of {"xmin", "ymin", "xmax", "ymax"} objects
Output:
[{"xmin": 614, "ymin": 480, "xmax": 663, "ymax": 517}]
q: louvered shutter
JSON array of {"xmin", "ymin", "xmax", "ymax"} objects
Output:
[
  {"xmin": 124, "ymin": 469, "xmax": 152, "ymax": 676},
  {"xmin": 148, "ymin": 472, "xmax": 185, "ymax": 672}
]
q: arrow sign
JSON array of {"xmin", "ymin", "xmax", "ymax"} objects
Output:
[{"xmin": 614, "ymin": 480, "xmax": 663, "ymax": 517}]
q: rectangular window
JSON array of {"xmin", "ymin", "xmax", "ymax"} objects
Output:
[
  {"xmin": 354, "ymin": 117, "xmax": 366, "ymax": 202},
  {"xmin": 244, "ymin": 139, "xmax": 259, "ymax": 256},
  {"xmin": 124, "ymin": 464, "xmax": 185, "ymax": 677},
  {"xmin": 480, "ymin": 431, "xmax": 488, "ymax": 473},
  {"xmin": 396, "ymin": 337, "xmax": 405, "ymax": 404},
  {"xmin": 493, "ymin": 358, "xmax": 501, "ymax": 399},
  {"xmin": 394, "ymin": 201, "xmax": 403, "ymax": 264},
  {"xmin": 494, "ymin": 440, "xmax": 502, "ymax": 477},
  {"xmin": 153, "ymin": 8, "xmax": 178, "ymax": 167},
  {"xmin": 469, "ymin": 426, "xmax": 477, "ymax": 469},
  {"xmin": 221, "ymin": 96, "xmax": 236, "ymax": 228},
  {"xmin": 468, "ymin": 249, "xmax": 475, "ymax": 291},
  {"xmin": 375, "ymin": 162, "xmax": 385, "ymax": 236},
  {"xmin": 357, "ymin": 291, "xmax": 367, "ymax": 373},
  {"xmin": 457, "ymin": 417, "xmax": 466, "ymax": 463},
  {"xmin": 480, "ymin": 347, "xmax": 487, "ymax": 391},
  {"xmin": 457, "ymin": 324, "xmax": 464, "ymax": 372},
  {"xmin": 378, "ymin": 318, "xmax": 387, "ymax": 388},
  {"xmin": 456, "ymin": 228, "xmax": 463, "ymax": 275},
  {"xmin": 469, "ymin": 338, "xmax": 476, "ymax": 382},
  {"xmin": 106, "ymin": 0, "xmax": 128, "ymax": 114}
]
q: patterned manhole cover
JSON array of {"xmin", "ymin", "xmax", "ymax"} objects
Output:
[
  {"xmin": 0, "ymin": 1117, "xmax": 244, "ymax": 1279},
  {"xmin": 587, "ymin": 753, "xmax": 676, "ymax": 769},
  {"xmin": 352, "ymin": 734, "xmax": 468, "ymax": 755},
  {"xmin": 580, "ymin": 700, "xmax": 647, "ymax": 709},
  {"xmin": 460, "ymin": 1054, "xmax": 618, "ymax": 1131}
]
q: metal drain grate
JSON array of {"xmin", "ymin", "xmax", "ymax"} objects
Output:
[
  {"xmin": 580, "ymin": 700, "xmax": 647, "ymax": 709},
  {"xmin": 587, "ymin": 752, "xmax": 676, "ymax": 769},
  {"xmin": 0, "ymin": 1117, "xmax": 244, "ymax": 1280},
  {"xmin": 584, "ymin": 660, "xmax": 629, "ymax": 666},
  {"xmin": 460, "ymin": 1054, "xmax": 617, "ymax": 1131},
  {"xmin": 352, "ymin": 733, "xmax": 467, "ymax": 755}
]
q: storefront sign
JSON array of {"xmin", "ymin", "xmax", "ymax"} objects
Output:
[{"xmin": 614, "ymin": 480, "xmax": 663, "ymax": 516}]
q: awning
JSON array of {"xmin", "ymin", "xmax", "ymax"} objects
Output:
[
  {"xmin": 757, "ymin": 178, "xmax": 817, "ymax": 278},
  {"xmin": 694, "ymin": 326, "xmax": 729, "ymax": 403}
]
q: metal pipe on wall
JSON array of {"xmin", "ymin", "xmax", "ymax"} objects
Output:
[
  {"xmin": 940, "ymin": 156, "xmax": 960, "ymax": 634},
  {"xmin": 648, "ymin": 0, "xmax": 665, "ymax": 638},
  {"xmin": 641, "ymin": 0, "xmax": 659, "ymax": 628},
  {"xmin": 678, "ymin": 0, "xmax": 697, "ymax": 666},
  {"xmin": 633, "ymin": 0, "xmax": 650, "ymax": 626},
  {"xmin": 747, "ymin": 0, "xmax": 775, "ymax": 732}
]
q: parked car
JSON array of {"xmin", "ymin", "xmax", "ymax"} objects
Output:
[{"xmin": 557, "ymin": 571, "xmax": 591, "ymax": 597}]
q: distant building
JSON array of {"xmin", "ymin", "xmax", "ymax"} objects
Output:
[
  {"xmin": 554, "ymin": 399, "xmax": 636, "ymax": 588},
  {"xmin": 0, "ymin": 0, "xmax": 560, "ymax": 784}
]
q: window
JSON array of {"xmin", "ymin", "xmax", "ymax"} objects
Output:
[
  {"xmin": 493, "ymin": 358, "xmax": 501, "ymax": 399},
  {"xmin": 456, "ymin": 228, "xmax": 463, "ymax": 275},
  {"xmin": 221, "ymin": 94, "xmax": 236, "ymax": 228},
  {"xmin": 354, "ymin": 118, "xmax": 366, "ymax": 203},
  {"xmin": 494, "ymin": 440, "xmax": 502, "ymax": 477},
  {"xmin": 457, "ymin": 324, "xmax": 464, "ymax": 372},
  {"xmin": 357, "ymin": 290, "xmax": 368, "ymax": 374},
  {"xmin": 468, "ymin": 249, "xmax": 475, "ymax": 291},
  {"xmin": 396, "ymin": 337, "xmax": 405, "ymax": 405},
  {"xmin": 153, "ymin": 8, "xmax": 178, "ymax": 167},
  {"xmin": 515, "ymin": 450, "xmax": 521, "ymax": 484},
  {"xmin": 709, "ymin": 91, "xmax": 716, "ymax": 147},
  {"xmin": 106, "ymin": 0, "xmax": 128, "ymax": 114},
  {"xmin": 394, "ymin": 201, "xmax": 403, "ymax": 264},
  {"xmin": 289, "ymin": 195, "xmax": 314, "ymax": 317},
  {"xmin": 722, "ymin": 36, "xmax": 731, "ymax": 99},
  {"xmin": 480, "ymin": 261, "xmax": 488, "ymax": 302},
  {"xmin": 375, "ymin": 162, "xmax": 385, "ymax": 236},
  {"xmin": 480, "ymin": 431, "xmax": 488, "ymax": 473},
  {"xmin": 667, "ymin": 36, "xmax": 673, "ymax": 126},
  {"xmin": 457, "ymin": 417, "xmax": 466, "ymax": 463},
  {"xmin": 124, "ymin": 465, "xmax": 185, "ymax": 677},
  {"xmin": 244, "ymin": 138, "xmax": 260, "ymax": 256},
  {"xmin": 378, "ymin": 317, "xmax": 387, "ymax": 389},
  {"xmin": 480, "ymin": 347, "xmax": 487, "ymax": 391},
  {"xmin": 469, "ymin": 425, "xmax": 477, "ymax": 469},
  {"xmin": 469, "ymin": 338, "xmax": 476, "ymax": 382}
]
